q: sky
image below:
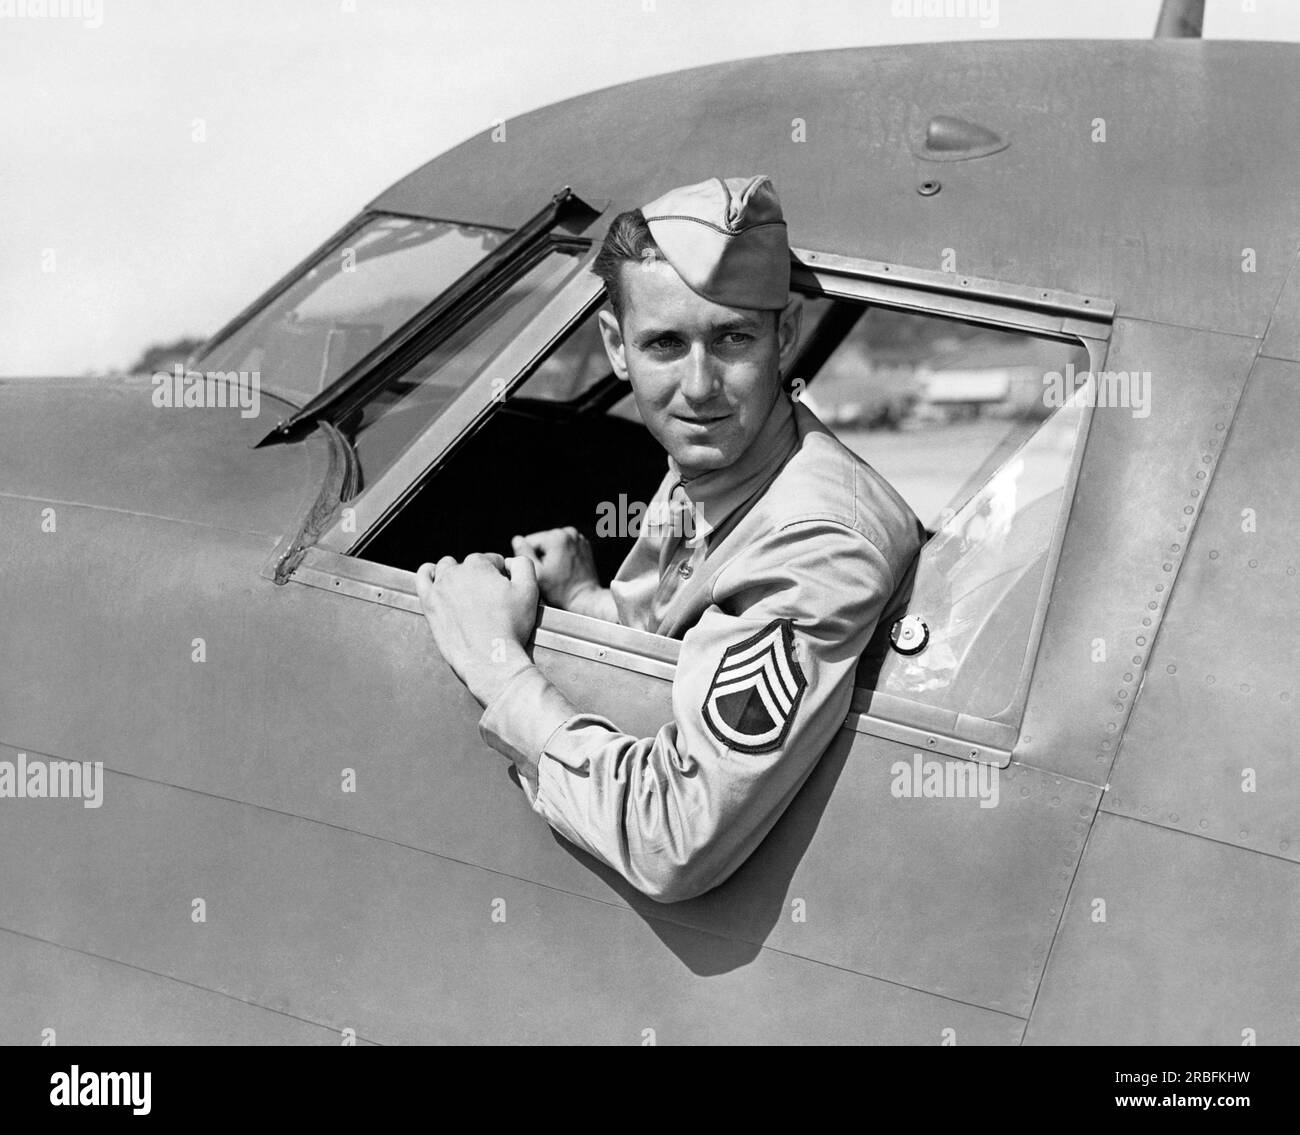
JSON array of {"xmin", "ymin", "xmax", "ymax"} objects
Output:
[{"xmin": 2, "ymin": 0, "xmax": 1296, "ymax": 376}]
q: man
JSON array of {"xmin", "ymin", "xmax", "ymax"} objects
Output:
[{"xmin": 416, "ymin": 175, "xmax": 922, "ymax": 902}]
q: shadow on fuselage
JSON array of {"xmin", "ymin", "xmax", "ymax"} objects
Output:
[{"xmin": 507, "ymin": 556, "xmax": 918, "ymax": 976}]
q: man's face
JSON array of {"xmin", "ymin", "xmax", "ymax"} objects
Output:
[{"xmin": 597, "ymin": 259, "xmax": 801, "ymax": 478}]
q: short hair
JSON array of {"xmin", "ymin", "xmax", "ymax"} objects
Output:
[{"xmin": 590, "ymin": 208, "xmax": 659, "ymax": 322}]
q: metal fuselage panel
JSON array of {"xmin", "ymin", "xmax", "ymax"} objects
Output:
[{"xmin": 373, "ymin": 41, "xmax": 1300, "ymax": 338}]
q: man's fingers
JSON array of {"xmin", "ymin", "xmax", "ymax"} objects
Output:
[
  {"xmin": 466, "ymin": 551, "xmax": 506, "ymax": 572},
  {"xmin": 505, "ymin": 554, "xmax": 539, "ymax": 589},
  {"xmin": 511, "ymin": 535, "xmax": 542, "ymax": 562},
  {"xmin": 415, "ymin": 562, "xmax": 436, "ymax": 597}
]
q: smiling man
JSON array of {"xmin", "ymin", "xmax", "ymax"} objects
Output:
[{"xmin": 417, "ymin": 176, "xmax": 922, "ymax": 902}]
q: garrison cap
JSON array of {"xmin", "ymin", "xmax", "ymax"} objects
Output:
[{"xmin": 641, "ymin": 175, "xmax": 791, "ymax": 310}]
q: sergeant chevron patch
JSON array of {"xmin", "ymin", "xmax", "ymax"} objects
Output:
[{"xmin": 702, "ymin": 618, "xmax": 808, "ymax": 753}]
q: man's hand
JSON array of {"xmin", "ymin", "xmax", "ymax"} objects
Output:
[
  {"xmin": 415, "ymin": 553, "xmax": 539, "ymax": 706},
  {"xmin": 510, "ymin": 527, "xmax": 603, "ymax": 612}
]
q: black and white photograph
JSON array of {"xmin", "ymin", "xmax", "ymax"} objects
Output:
[{"xmin": 1, "ymin": 0, "xmax": 1297, "ymax": 1076}]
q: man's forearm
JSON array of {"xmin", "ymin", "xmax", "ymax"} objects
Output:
[{"xmin": 560, "ymin": 585, "xmax": 619, "ymax": 623}]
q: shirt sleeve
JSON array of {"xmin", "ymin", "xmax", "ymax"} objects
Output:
[{"xmin": 477, "ymin": 520, "xmax": 907, "ymax": 902}]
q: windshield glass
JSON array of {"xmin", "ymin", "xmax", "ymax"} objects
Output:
[
  {"xmin": 873, "ymin": 375, "xmax": 1094, "ymax": 721},
  {"xmin": 193, "ymin": 215, "xmax": 507, "ymax": 403},
  {"xmin": 345, "ymin": 246, "xmax": 588, "ymax": 489}
]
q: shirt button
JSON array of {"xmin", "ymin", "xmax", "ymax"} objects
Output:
[{"xmin": 677, "ymin": 561, "xmax": 694, "ymax": 580}]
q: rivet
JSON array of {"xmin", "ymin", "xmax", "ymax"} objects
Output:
[
  {"xmin": 1124, "ymin": 671, "xmax": 1134, "ymax": 681},
  {"xmin": 1207, "ymin": 675, "xmax": 1216, "ymax": 685},
  {"xmin": 1209, "ymin": 550, "xmax": 1219, "ymax": 559},
  {"xmin": 1248, "ymin": 559, "xmax": 1258, "ymax": 568},
  {"xmin": 1167, "ymin": 664, "xmax": 1177, "ymax": 674}
]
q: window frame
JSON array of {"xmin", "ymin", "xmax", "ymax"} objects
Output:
[
  {"xmin": 194, "ymin": 211, "xmax": 513, "ymax": 410},
  {"xmin": 276, "ymin": 247, "xmax": 1114, "ymax": 767}
]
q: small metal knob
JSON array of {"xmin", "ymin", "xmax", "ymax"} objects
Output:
[{"xmin": 890, "ymin": 614, "xmax": 930, "ymax": 655}]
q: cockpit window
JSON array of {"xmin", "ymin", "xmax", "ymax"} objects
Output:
[
  {"xmin": 870, "ymin": 379, "xmax": 1093, "ymax": 722},
  {"xmin": 345, "ymin": 246, "xmax": 588, "ymax": 489},
  {"xmin": 193, "ymin": 216, "xmax": 507, "ymax": 403},
  {"xmin": 797, "ymin": 306, "xmax": 1091, "ymax": 528}
]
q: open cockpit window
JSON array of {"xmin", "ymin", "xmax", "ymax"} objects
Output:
[
  {"xmin": 294, "ymin": 251, "xmax": 1108, "ymax": 765},
  {"xmin": 341, "ymin": 246, "xmax": 591, "ymax": 490},
  {"xmin": 193, "ymin": 215, "xmax": 508, "ymax": 404}
]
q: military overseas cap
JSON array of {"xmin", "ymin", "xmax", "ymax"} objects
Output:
[{"xmin": 641, "ymin": 175, "xmax": 791, "ymax": 310}]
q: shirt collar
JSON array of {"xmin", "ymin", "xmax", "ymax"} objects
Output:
[{"xmin": 666, "ymin": 391, "xmax": 798, "ymax": 544}]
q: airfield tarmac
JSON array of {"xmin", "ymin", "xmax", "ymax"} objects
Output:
[{"xmin": 836, "ymin": 417, "xmax": 1038, "ymax": 528}]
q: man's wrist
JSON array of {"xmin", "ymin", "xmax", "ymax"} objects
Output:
[
  {"xmin": 463, "ymin": 647, "xmax": 534, "ymax": 706},
  {"xmin": 561, "ymin": 580, "xmax": 604, "ymax": 617}
]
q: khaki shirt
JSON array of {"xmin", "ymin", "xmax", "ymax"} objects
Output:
[{"xmin": 479, "ymin": 394, "xmax": 922, "ymax": 901}]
